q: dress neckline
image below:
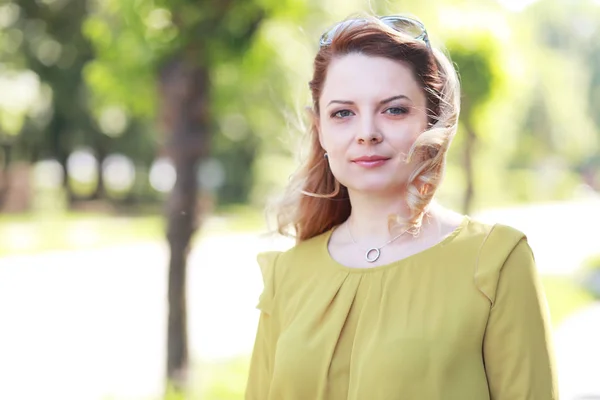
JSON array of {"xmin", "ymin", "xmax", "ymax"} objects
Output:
[{"xmin": 321, "ymin": 215, "xmax": 471, "ymax": 273}]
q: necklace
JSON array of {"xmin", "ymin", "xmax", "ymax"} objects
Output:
[{"xmin": 346, "ymin": 222, "xmax": 410, "ymax": 263}]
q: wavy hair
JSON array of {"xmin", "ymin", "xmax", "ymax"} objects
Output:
[{"xmin": 273, "ymin": 15, "xmax": 461, "ymax": 242}]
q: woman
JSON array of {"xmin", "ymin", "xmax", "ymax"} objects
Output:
[{"xmin": 246, "ymin": 14, "xmax": 558, "ymax": 399}]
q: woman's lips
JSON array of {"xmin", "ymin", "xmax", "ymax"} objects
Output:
[{"xmin": 352, "ymin": 156, "xmax": 390, "ymax": 168}]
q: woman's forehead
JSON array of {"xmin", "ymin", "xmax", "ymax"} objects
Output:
[{"xmin": 320, "ymin": 53, "xmax": 424, "ymax": 104}]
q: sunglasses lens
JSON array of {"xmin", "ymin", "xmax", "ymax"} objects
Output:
[
  {"xmin": 320, "ymin": 17, "xmax": 428, "ymax": 47},
  {"xmin": 383, "ymin": 17, "xmax": 425, "ymax": 40}
]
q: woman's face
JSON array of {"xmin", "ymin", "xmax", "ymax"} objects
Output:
[{"xmin": 317, "ymin": 53, "xmax": 428, "ymax": 195}]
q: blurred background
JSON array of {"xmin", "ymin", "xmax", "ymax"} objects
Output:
[{"xmin": 0, "ymin": 0, "xmax": 599, "ymax": 399}]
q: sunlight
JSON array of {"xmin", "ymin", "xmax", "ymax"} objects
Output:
[{"xmin": 496, "ymin": 0, "xmax": 540, "ymax": 12}]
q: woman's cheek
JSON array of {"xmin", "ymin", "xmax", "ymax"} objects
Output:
[{"xmin": 329, "ymin": 159, "xmax": 349, "ymax": 184}]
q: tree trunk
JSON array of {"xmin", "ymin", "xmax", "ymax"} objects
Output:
[
  {"xmin": 49, "ymin": 115, "xmax": 76, "ymax": 208},
  {"xmin": 159, "ymin": 57, "xmax": 211, "ymax": 391},
  {"xmin": 91, "ymin": 141, "xmax": 106, "ymax": 200},
  {"xmin": 0, "ymin": 142, "xmax": 12, "ymax": 211},
  {"xmin": 57, "ymin": 151, "xmax": 76, "ymax": 207},
  {"xmin": 462, "ymin": 124, "xmax": 476, "ymax": 215}
]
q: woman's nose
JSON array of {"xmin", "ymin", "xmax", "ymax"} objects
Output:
[{"xmin": 357, "ymin": 117, "xmax": 383, "ymax": 144}]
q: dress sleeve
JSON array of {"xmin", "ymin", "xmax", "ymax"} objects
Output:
[
  {"xmin": 245, "ymin": 251, "xmax": 281, "ymax": 400},
  {"xmin": 481, "ymin": 235, "xmax": 559, "ymax": 399}
]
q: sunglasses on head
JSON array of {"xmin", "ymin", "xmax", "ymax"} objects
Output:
[{"xmin": 319, "ymin": 15, "xmax": 431, "ymax": 50}]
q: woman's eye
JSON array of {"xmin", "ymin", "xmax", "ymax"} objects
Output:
[
  {"xmin": 385, "ymin": 107, "xmax": 409, "ymax": 115},
  {"xmin": 331, "ymin": 109, "xmax": 354, "ymax": 118}
]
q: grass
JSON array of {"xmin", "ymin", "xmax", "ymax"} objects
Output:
[
  {"xmin": 0, "ymin": 206, "xmax": 266, "ymax": 257},
  {"xmin": 192, "ymin": 357, "xmax": 251, "ymax": 400},
  {"xmin": 101, "ymin": 357, "xmax": 251, "ymax": 400},
  {"xmin": 0, "ymin": 213, "xmax": 161, "ymax": 256}
]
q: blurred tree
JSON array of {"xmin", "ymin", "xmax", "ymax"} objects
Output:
[
  {"xmin": 0, "ymin": 140, "xmax": 10, "ymax": 209},
  {"xmin": 523, "ymin": 0, "xmax": 600, "ymax": 171},
  {"xmin": 6, "ymin": 0, "xmax": 99, "ymax": 203},
  {"xmin": 84, "ymin": 0, "xmax": 309, "ymax": 390},
  {"xmin": 0, "ymin": 0, "xmax": 160, "ymax": 209},
  {"xmin": 0, "ymin": 1, "xmax": 25, "ymax": 208},
  {"xmin": 445, "ymin": 35, "xmax": 496, "ymax": 214}
]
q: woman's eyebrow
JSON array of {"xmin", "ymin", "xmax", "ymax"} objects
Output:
[
  {"xmin": 327, "ymin": 94, "xmax": 411, "ymax": 107},
  {"xmin": 327, "ymin": 99, "xmax": 354, "ymax": 106},
  {"xmin": 379, "ymin": 95, "xmax": 411, "ymax": 104}
]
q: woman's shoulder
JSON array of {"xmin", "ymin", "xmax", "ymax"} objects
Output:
[
  {"xmin": 254, "ymin": 230, "xmax": 332, "ymax": 313},
  {"xmin": 459, "ymin": 216, "xmax": 527, "ymax": 251},
  {"xmin": 459, "ymin": 216, "xmax": 535, "ymax": 305},
  {"xmin": 256, "ymin": 229, "xmax": 332, "ymax": 274},
  {"xmin": 429, "ymin": 204, "xmax": 526, "ymax": 249},
  {"xmin": 430, "ymin": 210, "xmax": 528, "ymax": 262}
]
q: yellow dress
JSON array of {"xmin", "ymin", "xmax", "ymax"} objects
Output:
[{"xmin": 245, "ymin": 217, "xmax": 558, "ymax": 399}]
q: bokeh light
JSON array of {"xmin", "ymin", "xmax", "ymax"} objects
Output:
[
  {"xmin": 67, "ymin": 148, "xmax": 97, "ymax": 184},
  {"xmin": 102, "ymin": 154, "xmax": 136, "ymax": 192},
  {"xmin": 149, "ymin": 157, "xmax": 176, "ymax": 193},
  {"xmin": 33, "ymin": 159, "xmax": 63, "ymax": 190}
]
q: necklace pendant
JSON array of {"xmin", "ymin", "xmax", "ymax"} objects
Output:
[{"xmin": 365, "ymin": 247, "xmax": 380, "ymax": 263}]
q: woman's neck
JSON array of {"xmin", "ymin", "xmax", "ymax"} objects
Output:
[
  {"xmin": 345, "ymin": 190, "xmax": 420, "ymax": 244},
  {"xmin": 344, "ymin": 193, "xmax": 457, "ymax": 250}
]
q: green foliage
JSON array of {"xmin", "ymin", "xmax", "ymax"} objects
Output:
[
  {"xmin": 446, "ymin": 35, "xmax": 496, "ymax": 115},
  {"xmin": 83, "ymin": 0, "xmax": 162, "ymax": 117},
  {"xmin": 83, "ymin": 0, "xmax": 311, "ymax": 117},
  {"xmin": 83, "ymin": 0, "xmax": 314, "ymax": 205}
]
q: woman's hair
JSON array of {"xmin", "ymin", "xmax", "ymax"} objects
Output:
[{"xmin": 273, "ymin": 15, "xmax": 461, "ymax": 242}]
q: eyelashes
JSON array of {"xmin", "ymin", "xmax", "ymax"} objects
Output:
[
  {"xmin": 330, "ymin": 106, "xmax": 410, "ymax": 119},
  {"xmin": 384, "ymin": 107, "xmax": 410, "ymax": 115},
  {"xmin": 331, "ymin": 109, "xmax": 354, "ymax": 118}
]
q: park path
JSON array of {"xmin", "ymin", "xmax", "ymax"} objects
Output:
[{"xmin": 0, "ymin": 198, "xmax": 598, "ymax": 399}]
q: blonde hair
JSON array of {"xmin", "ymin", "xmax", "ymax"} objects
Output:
[{"xmin": 273, "ymin": 16, "xmax": 461, "ymax": 242}]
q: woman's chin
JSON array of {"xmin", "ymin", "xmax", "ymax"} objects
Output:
[{"xmin": 345, "ymin": 180, "xmax": 407, "ymax": 196}]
